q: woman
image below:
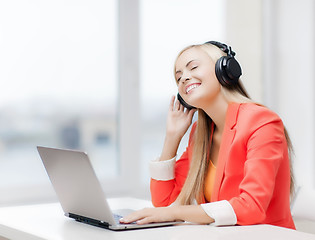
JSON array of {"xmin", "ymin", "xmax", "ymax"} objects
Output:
[{"xmin": 120, "ymin": 41, "xmax": 296, "ymax": 229}]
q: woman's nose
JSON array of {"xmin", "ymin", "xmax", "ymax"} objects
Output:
[{"xmin": 181, "ymin": 75, "xmax": 191, "ymax": 83}]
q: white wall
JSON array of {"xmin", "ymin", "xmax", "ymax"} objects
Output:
[
  {"xmin": 225, "ymin": 0, "xmax": 263, "ymax": 102},
  {"xmin": 226, "ymin": 0, "xmax": 315, "ymax": 188},
  {"xmin": 271, "ymin": 0, "xmax": 315, "ymax": 188}
]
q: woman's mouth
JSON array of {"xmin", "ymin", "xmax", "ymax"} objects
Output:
[{"xmin": 186, "ymin": 83, "xmax": 201, "ymax": 94}]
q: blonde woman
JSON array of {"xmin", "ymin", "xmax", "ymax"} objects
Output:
[{"xmin": 120, "ymin": 41, "xmax": 295, "ymax": 229}]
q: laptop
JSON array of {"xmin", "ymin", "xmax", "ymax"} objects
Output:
[{"xmin": 37, "ymin": 146, "xmax": 179, "ymax": 230}]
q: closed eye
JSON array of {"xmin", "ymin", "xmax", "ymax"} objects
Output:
[{"xmin": 191, "ymin": 66, "xmax": 198, "ymax": 70}]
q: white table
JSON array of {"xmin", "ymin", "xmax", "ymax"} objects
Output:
[{"xmin": 0, "ymin": 198, "xmax": 314, "ymax": 240}]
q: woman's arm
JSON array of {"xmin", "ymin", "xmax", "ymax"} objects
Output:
[
  {"xmin": 150, "ymin": 152, "xmax": 190, "ymax": 206},
  {"xmin": 229, "ymin": 119, "xmax": 286, "ymax": 225},
  {"xmin": 120, "ymin": 205, "xmax": 214, "ymax": 225},
  {"xmin": 149, "ymin": 96, "xmax": 196, "ymax": 206}
]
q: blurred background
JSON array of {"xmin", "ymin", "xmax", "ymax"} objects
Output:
[{"xmin": 0, "ymin": 0, "xmax": 314, "ymax": 206}]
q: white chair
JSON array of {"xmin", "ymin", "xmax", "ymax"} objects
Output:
[{"xmin": 291, "ymin": 186, "xmax": 315, "ymax": 234}]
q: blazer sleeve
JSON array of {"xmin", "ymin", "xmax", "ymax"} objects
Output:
[
  {"xmin": 229, "ymin": 116, "xmax": 286, "ymax": 225},
  {"xmin": 150, "ymin": 123, "xmax": 196, "ymax": 207}
]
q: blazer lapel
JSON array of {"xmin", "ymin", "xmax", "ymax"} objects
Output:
[{"xmin": 211, "ymin": 103, "xmax": 240, "ymax": 202}]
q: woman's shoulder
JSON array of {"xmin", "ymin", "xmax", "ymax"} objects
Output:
[{"xmin": 237, "ymin": 102, "xmax": 283, "ymax": 127}]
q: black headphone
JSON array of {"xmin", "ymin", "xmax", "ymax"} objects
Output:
[
  {"xmin": 205, "ymin": 41, "xmax": 242, "ymax": 88},
  {"xmin": 177, "ymin": 41, "xmax": 242, "ymax": 109}
]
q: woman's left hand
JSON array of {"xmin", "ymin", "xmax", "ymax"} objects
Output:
[
  {"xmin": 119, "ymin": 205, "xmax": 214, "ymax": 225},
  {"xmin": 120, "ymin": 206, "xmax": 178, "ymax": 225}
]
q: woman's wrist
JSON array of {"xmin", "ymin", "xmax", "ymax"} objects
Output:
[
  {"xmin": 170, "ymin": 205, "xmax": 215, "ymax": 224},
  {"xmin": 165, "ymin": 129, "xmax": 185, "ymax": 141},
  {"xmin": 165, "ymin": 131, "xmax": 183, "ymax": 143},
  {"xmin": 160, "ymin": 134, "xmax": 182, "ymax": 161}
]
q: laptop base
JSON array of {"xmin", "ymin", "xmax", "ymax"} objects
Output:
[{"xmin": 68, "ymin": 212, "xmax": 180, "ymax": 231}]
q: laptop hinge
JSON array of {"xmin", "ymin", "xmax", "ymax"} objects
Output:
[{"xmin": 67, "ymin": 212, "xmax": 110, "ymax": 228}]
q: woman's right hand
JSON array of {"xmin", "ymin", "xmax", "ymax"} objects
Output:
[
  {"xmin": 166, "ymin": 95, "xmax": 196, "ymax": 139},
  {"xmin": 159, "ymin": 96, "xmax": 196, "ymax": 161}
]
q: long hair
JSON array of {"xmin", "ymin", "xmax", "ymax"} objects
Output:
[{"xmin": 174, "ymin": 43, "xmax": 294, "ymax": 205}]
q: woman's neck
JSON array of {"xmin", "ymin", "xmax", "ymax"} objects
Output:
[
  {"xmin": 202, "ymin": 93, "xmax": 229, "ymax": 133},
  {"xmin": 201, "ymin": 89, "xmax": 251, "ymax": 133}
]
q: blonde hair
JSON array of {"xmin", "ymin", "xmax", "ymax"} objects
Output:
[{"xmin": 174, "ymin": 43, "xmax": 294, "ymax": 205}]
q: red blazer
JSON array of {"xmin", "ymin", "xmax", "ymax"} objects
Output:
[{"xmin": 151, "ymin": 103, "xmax": 295, "ymax": 229}]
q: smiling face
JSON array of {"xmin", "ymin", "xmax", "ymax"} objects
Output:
[{"xmin": 175, "ymin": 46, "xmax": 222, "ymax": 109}]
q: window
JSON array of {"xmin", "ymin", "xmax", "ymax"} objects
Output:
[
  {"xmin": 140, "ymin": 0, "xmax": 225, "ymax": 184},
  {"xmin": 0, "ymin": 0, "xmax": 227, "ymax": 205},
  {"xmin": 0, "ymin": 0, "xmax": 118, "ymax": 204}
]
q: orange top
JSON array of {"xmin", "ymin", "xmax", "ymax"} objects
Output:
[{"xmin": 204, "ymin": 160, "xmax": 216, "ymax": 202}]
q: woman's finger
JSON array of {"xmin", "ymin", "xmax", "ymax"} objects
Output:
[
  {"xmin": 174, "ymin": 99, "xmax": 180, "ymax": 111},
  {"xmin": 169, "ymin": 95, "xmax": 176, "ymax": 111},
  {"xmin": 180, "ymin": 101, "xmax": 186, "ymax": 112},
  {"xmin": 136, "ymin": 216, "xmax": 155, "ymax": 225},
  {"xmin": 120, "ymin": 208, "xmax": 150, "ymax": 223},
  {"xmin": 188, "ymin": 108, "xmax": 197, "ymax": 117}
]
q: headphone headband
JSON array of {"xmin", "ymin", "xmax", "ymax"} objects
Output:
[{"xmin": 205, "ymin": 41, "xmax": 236, "ymax": 57}]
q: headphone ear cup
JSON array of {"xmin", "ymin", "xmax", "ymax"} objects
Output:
[
  {"xmin": 215, "ymin": 56, "xmax": 230, "ymax": 87},
  {"xmin": 177, "ymin": 93, "xmax": 196, "ymax": 110},
  {"xmin": 225, "ymin": 57, "xmax": 242, "ymax": 81},
  {"xmin": 215, "ymin": 56, "xmax": 242, "ymax": 87}
]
